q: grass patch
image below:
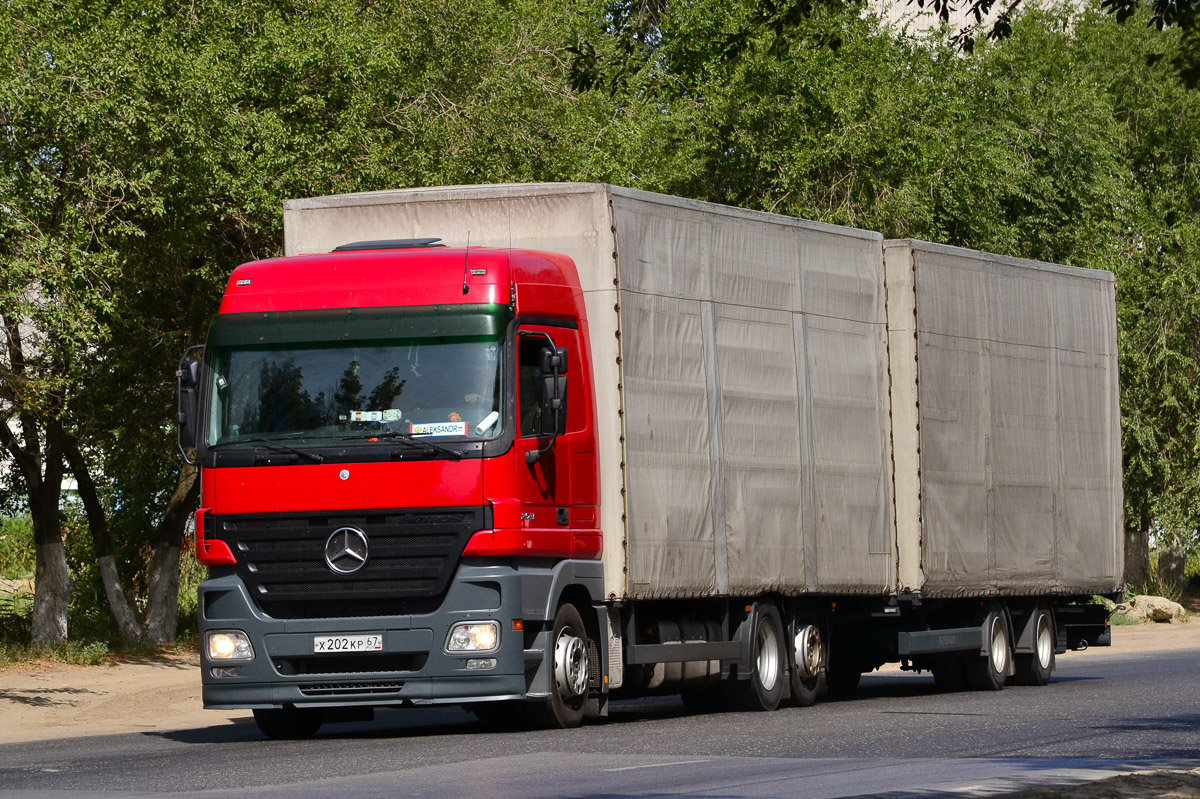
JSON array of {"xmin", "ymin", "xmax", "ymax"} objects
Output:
[
  {"xmin": 1108, "ymin": 611, "xmax": 1143, "ymax": 625},
  {"xmin": 0, "ymin": 639, "xmax": 110, "ymax": 668}
]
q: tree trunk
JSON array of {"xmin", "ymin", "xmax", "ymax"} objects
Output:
[
  {"xmin": 29, "ymin": 430, "xmax": 72, "ymax": 644},
  {"xmin": 1158, "ymin": 543, "xmax": 1186, "ymax": 591},
  {"xmin": 64, "ymin": 437, "xmax": 145, "ymax": 646},
  {"xmin": 1124, "ymin": 524, "xmax": 1150, "ymax": 589},
  {"xmin": 145, "ymin": 464, "xmax": 199, "ymax": 644},
  {"xmin": 30, "ymin": 502, "xmax": 71, "ymax": 644}
]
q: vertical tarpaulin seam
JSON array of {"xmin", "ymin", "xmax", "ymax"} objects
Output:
[
  {"xmin": 879, "ymin": 239, "xmax": 898, "ymax": 596},
  {"xmin": 1050, "ymin": 296, "xmax": 1063, "ymax": 592},
  {"xmin": 701, "ymin": 301, "xmax": 729, "ymax": 595},
  {"xmin": 984, "ymin": 268, "xmax": 996, "ymax": 590},
  {"xmin": 1109, "ymin": 282, "xmax": 1124, "ymax": 583},
  {"xmin": 607, "ymin": 185, "xmax": 632, "ymax": 600},
  {"xmin": 891, "ymin": 242, "xmax": 924, "ymax": 594},
  {"xmin": 878, "ymin": 237, "xmax": 897, "ymax": 590},
  {"xmin": 793, "ymin": 312, "xmax": 818, "ymax": 592},
  {"xmin": 908, "ymin": 244, "xmax": 923, "ymax": 593}
]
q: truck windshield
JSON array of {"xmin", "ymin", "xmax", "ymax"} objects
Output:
[{"xmin": 204, "ymin": 306, "xmax": 507, "ymax": 448}]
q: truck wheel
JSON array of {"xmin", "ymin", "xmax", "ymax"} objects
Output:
[
  {"xmin": 252, "ymin": 706, "xmax": 323, "ymax": 739},
  {"xmin": 727, "ymin": 604, "xmax": 786, "ymax": 712},
  {"xmin": 527, "ymin": 603, "xmax": 590, "ymax": 729},
  {"xmin": 967, "ymin": 606, "xmax": 1011, "ymax": 691},
  {"xmin": 1013, "ymin": 606, "xmax": 1055, "ymax": 686},
  {"xmin": 788, "ymin": 620, "xmax": 824, "ymax": 707}
]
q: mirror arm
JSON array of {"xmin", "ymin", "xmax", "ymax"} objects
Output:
[{"xmin": 525, "ymin": 420, "xmax": 561, "ymax": 465}]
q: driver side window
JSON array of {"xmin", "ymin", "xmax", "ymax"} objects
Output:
[{"xmin": 518, "ymin": 335, "xmax": 546, "ymax": 438}]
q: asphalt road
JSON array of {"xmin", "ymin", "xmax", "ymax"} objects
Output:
[{"xmin": 1, "ymin": 646, "xmax": 1198, "ymax": 798}]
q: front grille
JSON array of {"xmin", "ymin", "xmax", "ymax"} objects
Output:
[
  {"xmin": 299, "ymin": 682, "xmax": 406, "ymax": 697},
  {"xmin": 211, "ymin": 507, "xmax": 486, "ymax": 619},
  {"xmin": 276, "ymin": 654, "xmax": 427, "ymax": 676}
]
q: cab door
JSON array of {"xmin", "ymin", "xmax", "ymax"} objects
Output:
[{"xmin": 513, "ymin": 324, "xmax": 576, "ymax": 553}]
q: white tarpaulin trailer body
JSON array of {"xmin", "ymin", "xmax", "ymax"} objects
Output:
[
  {"xmin": 884, "ymin": 240, "xmax": 1123, "ymax": 598},
  {"xmin": 282, "ymin": 183, "xmax": 1122, "ymax": 603}
]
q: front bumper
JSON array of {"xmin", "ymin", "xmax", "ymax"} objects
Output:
[{"xmin": 199, "ymin": 562, "xmax": 535, "ymax": 709}]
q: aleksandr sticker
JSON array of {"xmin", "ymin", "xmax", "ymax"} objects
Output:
[{"xmin": 410, "ymin": 421, "xmax": 469, "ymax": 437}]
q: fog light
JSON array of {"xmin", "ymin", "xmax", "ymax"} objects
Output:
[
  {"xmin": 206, "ymin": 630, "xmax": 254, "ymax": 661},
  {"xmin": 445, "ymin": 621, "xmax": 500, "ymax": 653},
  {"xmin": 211, "ymin": 667, "xmax": 241, "ymax": 678},
  {"xmin": 466, "ymin": 658, "xmax": 497, "ymax": 670}
]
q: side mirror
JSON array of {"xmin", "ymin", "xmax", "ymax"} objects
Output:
[
  {"xmin": 177, "ymin": 346, "xmax": 205, "ymax": 465},
  {"xmin": 538, "ymin": 346, "xmax": 568, "ymax": 375},
  {"xmin": 522, "ymin": 338, "xmax": 570, "ymax": 465},
  {"xmin": 538, "ymin": 374, "xmax": 568, "ymax": 437}
]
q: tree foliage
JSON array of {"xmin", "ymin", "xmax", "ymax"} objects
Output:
[{"xmin": 1, "ymin": 0, "xmax": 1198, "ymax": 641}]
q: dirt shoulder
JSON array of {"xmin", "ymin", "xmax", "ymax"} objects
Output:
[
  {"xmin": 0, "ymin": 620, "xmax": 1197, "ymax": 746},
  {"xmin": 0, "ymin": 650, "xmax": 250, "ymax": 744}
]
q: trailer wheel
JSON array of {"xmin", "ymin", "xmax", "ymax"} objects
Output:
[
  {"xmin": 727, "ymin": 604, "xmax": 786, "ymax": 712},
  {"xmin": 788, "ymin": 620, "xmax": 824, "ymax": 707},
  {"xmin": 1013, "ymin": 606, "xmax": 1055, "ymax": 686},
  {"xmin": 526, "ymin": 603, "xmax": 590, "ymax": 729},
  {"xmin": 252, "ymin": 706, "xmax": 323, "ymax": 740},
  {"xmin": 967, "ymin": 606, "xmax": 1011, "ymax": 691}
]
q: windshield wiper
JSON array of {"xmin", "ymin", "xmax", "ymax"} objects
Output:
[
  {"xmin": 342, "ymin": 429, "xmax": 464, "ymax": 460},
  {"xmin": 211, "ymin": 435, "xmax": 325, "ymax": 464}
]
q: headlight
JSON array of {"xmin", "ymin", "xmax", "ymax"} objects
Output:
[
  {"xmin": 445, "ymin": 621, "xmax": 500, "ymax": 653},
  {"xmin": 206, "ymin": 630, "xmax": 255, "ymax": 661}
]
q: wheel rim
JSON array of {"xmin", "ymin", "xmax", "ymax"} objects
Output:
[
  {"xmin": 793, "ymin": 624, "xmax": 822, "ymax": 680},
  {"xmin": 989, "ymin": 615, "xmax": 1008, "ymax": 673},
  {"xmin": 757, "ymin": 622, "xmax": 781, "ymax": 692},
  {"xmin": 554, "ymin": 628, "xmax": 588, "ymax": 698},
  {"xmin": 1035, "ymin": 614, "xmax": 1053, "ymax": 669}
]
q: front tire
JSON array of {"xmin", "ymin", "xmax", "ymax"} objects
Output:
[
  {"xmin": 252, "ymin": 706, "xmax": 323, "ymax": 740},
  {"xmin": 726, "ymin": 604, "xmax": 786, "ymax": 712},
  {"xmin": 1013, "ymin": 606, "xmax": 1055, "ymax": 686},
  {"xmin": 526, "ymin": 603, "xmax": 590, "ymax": 729}
]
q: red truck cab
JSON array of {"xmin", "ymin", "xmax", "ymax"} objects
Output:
[{"xmin": 179, "ymin": 239, "xmax": 606, "ymax": 737}]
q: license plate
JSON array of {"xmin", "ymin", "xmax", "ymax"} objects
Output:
[{"xmin": 313, "ymin": 634, "xmax": 383, "ymax": 653}]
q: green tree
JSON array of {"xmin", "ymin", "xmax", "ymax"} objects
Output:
[{"xmin": 1, "ymin": 0, "xmax": 598, "ymax": 643}]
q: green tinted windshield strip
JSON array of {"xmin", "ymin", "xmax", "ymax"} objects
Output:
[{"xmin": 207, "ymin": 304, "xmax": 510, "ymax": 347}]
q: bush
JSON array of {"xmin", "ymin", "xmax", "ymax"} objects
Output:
[
  {"xmin": 175, "ymin": 538, "xmax": 204, "ymax": 640},
  {"xmin": 0, "ymin": 516, "xmax": 35, "ymax": 579},
  {"xmin": 0, "ymin": 510, "xmax": 202, "ymax": 655},
  {"xmin": 1126, "ymin": 550, "xmax": 1186, "ymax": 603}
]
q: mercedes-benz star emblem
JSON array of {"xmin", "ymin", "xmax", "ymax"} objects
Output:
[{"xmin": 324, "ymin": 527, "xmax": 369, "ymax": 575}]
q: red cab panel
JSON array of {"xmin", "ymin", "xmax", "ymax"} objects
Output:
[{"xmin": 211, "ymin": 460, "xmax": 484, "ymax": 515}]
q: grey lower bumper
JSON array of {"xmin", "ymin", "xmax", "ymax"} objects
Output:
[{"xmin": 199, "ymin": 562, "xmax": 541, "ymax": 709}]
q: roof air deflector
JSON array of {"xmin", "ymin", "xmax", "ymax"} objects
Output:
[{"xmin": 332, "ymin": 238, "xmax": 444, "ymax": 252}]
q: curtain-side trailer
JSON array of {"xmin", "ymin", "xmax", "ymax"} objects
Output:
[{"xmin": 177, "ymin": 184, "xmax": 1120, "ymax": 738}]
